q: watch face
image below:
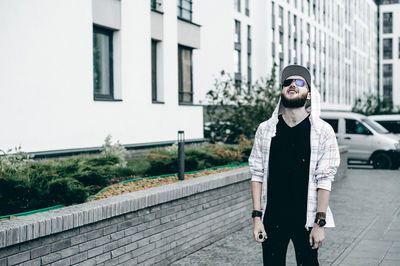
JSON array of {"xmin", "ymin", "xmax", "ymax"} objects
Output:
[{"xmin": 319, "ymin": 219, "xmax": 326, "ymax": 227}]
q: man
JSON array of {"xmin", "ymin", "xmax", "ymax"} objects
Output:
[{"xmin": 249, "ymin": 65, "xmax": 340, "ymax": 265}]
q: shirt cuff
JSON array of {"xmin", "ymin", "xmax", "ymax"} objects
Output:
[
  {"xmin": 316, "ymin": 178, "xmax": 332, "ymax": 191},
  {"xmin": 251, "ymin": 175, "xmax": 263, "ymax": 183}
]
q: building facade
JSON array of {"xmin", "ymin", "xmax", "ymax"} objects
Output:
[
  {"xmin": 194, "ymin": 0, "xmax": 378, "ymax": 111},
  {"xmin": 0, "ymin": 0, "xmax": 203, "ymax": 153},
  {"xmin": 0, "ymin": 0, "xmax": 383, "ymax": 154},
  {"xmin": 378, "ymin": 0, "xmax": 400, "ymax": 107}
]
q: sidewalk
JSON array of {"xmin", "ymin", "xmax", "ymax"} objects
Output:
[{"xmin": 171, "ymin": 169, "xmax": 400, "ymax": 266}]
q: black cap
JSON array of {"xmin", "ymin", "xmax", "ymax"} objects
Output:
[{"xmin": 281, "ymin": 65, "xmax": 311, "ymax": 89}]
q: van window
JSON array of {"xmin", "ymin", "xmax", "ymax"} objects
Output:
[
  {"xmin": 377, "ymin": 120, "xmax": 400, "ymax": 133},
  {"xmin": 345, "ymin": 119, "xmax": 371, "ymax": 135},
  {"xmin": 361, "ymin": 118, "xmax": 389, "ymax": 134},
  {"xmin": 323, "ymin": 119, "xmax": 338, "ymax": 133}
]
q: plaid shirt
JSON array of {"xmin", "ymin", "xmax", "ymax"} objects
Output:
[{"xmin": 249, "ymin": 88, "xmax": 340, "ymax": 228}]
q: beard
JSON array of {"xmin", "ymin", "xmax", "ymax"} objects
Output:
[{"xmin": 280, "ymin": 90, "xmax": 309, "ymax": 108}]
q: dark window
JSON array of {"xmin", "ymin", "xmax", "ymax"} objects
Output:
[
  {"xmin": 323, "ymin": 119, "xmax": 339, "ymax": 133},
  {"xmin": 93, "ymin": 25, "xmax": 113, "ymax": 100},
  {"xmin": 245, "ymin": 0, "xmax": 250, "ymax": 16},
  {"xmin": 177, "ymin": 0, "xmax": 192, "ymax": 21},
  {"xmin": 345, "ymin": 119, "xmax": 371, "ymax": 135},
  {"xmin": 151, "ymin": 0, "xmax": 162, "ymax": 11},
  {"xmin": 376, "ymin": 121, "xmax": 400, "ymax": 134},
  {"xmin": 234, "ymin": 20, "xmax": 242, "ymax": 80},
  {"xmin": 178, "ymin": 45, "xmax": 193, "ymax": 103},
  {"xmin": 247, "ymin": 25, "xmax": 252, "ymax": 88},
  {"xmin": 235, "ymin": 0, "xmax": 241, "ymax": 12},
  {"xmin": 383, "ymin": 12, "xmax": 392, "ymax": 33},
  {"xmin": 383, "ymin": 64, "xmax": 393, "ymax": 102},
  {"xmin": 151, "ymin": 39, "xmax": 158, "ymax": 102},
  {"xmin": 383, "ymin": 38, "xmax": 392, "ymax": 59}
]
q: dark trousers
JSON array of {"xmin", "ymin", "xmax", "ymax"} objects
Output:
[{"xmin": 261, "ymin": 224, "xmax": 319, "ymax": 266}]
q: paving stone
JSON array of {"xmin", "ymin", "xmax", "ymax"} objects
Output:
[{"xmin": 171, "ymin": 169, "xmax": 400, "ymax": 266}]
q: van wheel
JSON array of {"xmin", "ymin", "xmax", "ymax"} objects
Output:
[{"xmin": 371, "ymin": 152, "xmax": 393, "ymax": 169}]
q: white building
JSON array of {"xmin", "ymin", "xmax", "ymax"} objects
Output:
[
  {"xmin": 378, "ymin": 0, "xmax": 400, "ymax": 107},
  {"xmin": 0, "ymin": 0, "xmax": 382, "ymax": 154},
  {"xmin": 0, "ymin": 0, "xmax": 204, "ymax": 154},
  {"xmin": 194, "ymin": 0, "xmax": 378, "ymax": 111}
]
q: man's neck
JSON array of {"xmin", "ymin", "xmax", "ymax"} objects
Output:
[{"xmin": 282, "ymin": 107, "xmax": 309, "ymax": 127}]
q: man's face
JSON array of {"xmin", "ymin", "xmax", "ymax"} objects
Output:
[{"xmin": 280, "ymin": 75, "xmax": 310, "ymax": 108}]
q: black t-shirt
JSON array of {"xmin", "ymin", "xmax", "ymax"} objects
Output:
[{"xmin": 264, "ymin": 114, "xmax": 311, "ymax": 227}]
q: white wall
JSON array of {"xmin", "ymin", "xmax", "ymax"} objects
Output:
[{"xmin": 0, "ymin": 0, "xmax": 203, "ymax": 153}]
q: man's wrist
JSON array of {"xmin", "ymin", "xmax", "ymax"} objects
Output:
[{"xmin": 251, "ymin": 210, "xmax": 262, "ymax": 219}]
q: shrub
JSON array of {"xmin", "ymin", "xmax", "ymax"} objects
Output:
[
  {"xmin": 101, "ymin": 134, "xmax": 128, "ymax": 167},
  {"xmin": 0, "ymin": 146, "xmax": 34, "ymax": 172},
  {"xmin": 145, "ymin": 150, "xmax": 177, "ymax": 176},
  {"xmin": 47, "ymin": 178, "xmax": 88, "ymax": 206},
  {"xmin": 205, "ymin": 144, "xmax": 244, "ymax": 165},
  {"xmin": 205, "ymin": 65, "xmax": 280, "ymax": 144}
]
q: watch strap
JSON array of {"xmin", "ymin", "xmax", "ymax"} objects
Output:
[{"xmin": 252, "ymin": 210, "xmax": 262, "ymax": 218}]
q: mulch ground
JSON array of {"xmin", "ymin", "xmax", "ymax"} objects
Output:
[{"xmin": 88, "ymin": 166, "xmax": 244, "ymax": 201}]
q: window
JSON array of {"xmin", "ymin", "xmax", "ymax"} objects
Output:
[
  {"xmin": 345, "ymin": 119, "xmax": 371, "ymax": 135},
  {"xmin": 376, "ymin": 121, "xmax": 400, "ymax": 134},
  {"xmin": 151, "ymin": 0, "xmax": 162, "ymax": 12},
  {"xmin": 247, "ymin": 25, "xmax": 252, "ymax": 88},
  {"xmin": 177, "ymin": 0, "xmax": 192, "ymax": 21},
  {"xmin": 178, "ymin": 45, "xmax": 193, "ymax": 103},
  {"xmin": 383, "ymin": 12, "xmax": 392, "ymax": 34},
  {"xmin": 234, "ymin": 20, "xmax": 242, "ymax": 81},
  {"xmin": 93, "ymin": 26, "xmax": 114, "ymax": 100},
  {"xmin": 399, "ymin": 37, "xmax": 400, "ymax": 59},
  {"xmin": 383, "ymin": 64, "xmax": 392, "ymax": 102},
  {"xmin": 383, "ymin": 38, "xmax": 392, "ymax": 59},
  {"xmin": 245, "ymin": 0, "xmax": 250, "ymax": 16},
  {"xmin": 323, "ymin": 119, "xmax": 338, "ymax": 133},
  {"xmin": 235, "ymin": 0, "xmax": 241, "ymax": 12},
  {"xmin": 151, "ymin": 40, "xmax": 158, "ymax": 102}
]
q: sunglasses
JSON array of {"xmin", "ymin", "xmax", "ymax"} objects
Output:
[{"xmin": 282, "ymin": 78, "xmax": 306, "ymax": 87}]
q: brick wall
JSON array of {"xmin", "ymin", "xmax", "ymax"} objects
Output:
[{"xmin": 0, "ymin": 168, "xmax": 251, "ymax": 266}]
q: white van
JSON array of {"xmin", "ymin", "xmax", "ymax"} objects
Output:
[
  {"xmin": 320, "ymin": 111, "xmax": 400, "ymax": 169},
  {"xmin": 368, "ymin": 114, "xmax": 400, "ymax": 136}
]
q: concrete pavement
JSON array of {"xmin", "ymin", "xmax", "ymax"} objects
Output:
[{"xmin": 171, "ymin": 168, "xmax": 400, "ymax": 266}]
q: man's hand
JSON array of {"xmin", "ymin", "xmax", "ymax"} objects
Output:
[
  {"xmin": 253, "ymin": 218, "xmax": 267, "ymax": 243},
  {"xmin": 309, "ymin": 225, "xmax": 325, "ymax": 249}
]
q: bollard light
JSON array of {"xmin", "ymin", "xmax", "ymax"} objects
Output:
[{"xmin": 178, "ymin": 130, "xmax": 185, "ymax": 180}]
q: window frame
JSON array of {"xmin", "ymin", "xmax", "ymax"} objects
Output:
[
  {"xmin": 177, "ymin": 0, "xmax": 192, "ymax": 22},
  {"xmin": 151, "ymin": 39, "xmax": 158, "ymax": 102},
  {"xmin": 93, "ymin": 25, "xmax": 114, "ymax": 101},
  {"xmin": 382, "ymin": 12, "xmax": 393, "ymax": 34},
  {"xmin": 383, "ymin": 38, "xmax": 393, "ymax": 59},
  {"xmin": 178, "ymin": 45, "xmax": 193, "ymax": 104}
]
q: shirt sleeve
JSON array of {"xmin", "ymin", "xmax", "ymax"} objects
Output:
[
  {"xmin": 249, "ymin": 124, "xmax": 264, "ymax": 183},
  {"xmin": 314, "ymin": 126, "xmax": 340, "ymax": 191}
]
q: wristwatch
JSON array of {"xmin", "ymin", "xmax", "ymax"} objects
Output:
[
  {"xmin": 252, "ymin": 210, "xmax": 262, "ymax": 218},
  {"xmin": 314, "ymin": 212, "xmax": 326, "ymax": 227},
  {"xmin": 314, "ymin": 217, "xmax": 326, "ymax": 227}
]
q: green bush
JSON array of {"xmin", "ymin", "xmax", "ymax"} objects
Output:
[
  {"xmin": 145, "ymin": 150, "xmax": 177, "ymax": 176},
  {"xmin": 0, "ymin": 140, "xmax": 253, "ymax": 216},
  {"xmin": 205, "ymin": 65, "xmax": 280, "ymax": 144},
  {"xmin": 47, "ymin": 178, "xmax": 88, "ymax": 206}
]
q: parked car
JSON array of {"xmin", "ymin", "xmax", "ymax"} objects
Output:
[
  {"xmin": 320, "ymin": 111, "xmax": 400, "ymax": 169},
  {"xmin": 368, "ymin": 114, "xmax": 400, "ymax": 136}
]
